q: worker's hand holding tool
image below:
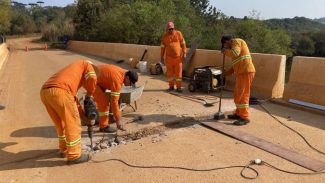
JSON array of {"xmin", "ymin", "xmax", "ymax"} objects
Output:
[
  {"xmin": 116, "ymin": 120, "xmax": 126, "ymax": 131},
  {"xmin": 81, "ymin": 114, "xmax": 95, "ymax": 126},
  {"xmin": 84, "ymin": 96, "xmax": 98, "ymax": 123}
]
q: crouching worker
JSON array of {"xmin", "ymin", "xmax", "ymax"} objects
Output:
[
  {"xmin": 94, "ymin": 64, "xmax": 138, "ymax": 133},
  {"xmin": 221, "ymin": 36, "xmax": 256, "ymax": 126},
  {"xmin": 40, "ymin": 60, "xmax": 99, "ymax": 164}
]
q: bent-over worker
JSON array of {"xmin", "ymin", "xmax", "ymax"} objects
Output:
[
  {"xmin": 40, "ymin": 60, "xmax": 98, "ymax": 164},
  {"xmin": 93, "ymin": 64, "xmax": 138, "ymax": 133},
  {"xmin": 221, "ymin": 36, "xmax": 256, "ymax": 126}
]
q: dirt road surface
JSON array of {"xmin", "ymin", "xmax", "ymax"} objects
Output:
[{"xmin": 0, "ymin": 38, "xmax": 324, "ymax": 183}]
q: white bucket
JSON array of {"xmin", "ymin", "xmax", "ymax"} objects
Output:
[{"xmin": 138, "ymin": 61, "xmax": 147, "ymax": 73}]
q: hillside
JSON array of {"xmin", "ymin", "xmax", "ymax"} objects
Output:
[
  {"xmin": 264, "ymin": 16, "xmax": 325, "ymax": 32},
  {"xmin": 315, "ymin": 17, "xmax": 325, "ymax": 24}
]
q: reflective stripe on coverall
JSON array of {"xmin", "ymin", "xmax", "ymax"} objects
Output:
[
  {"xmin": 160, "ymin": 30, "xmax": 186, "ymax": 88},
  {"xmin": 41, "ymin": 60, "xmax": 97, "ymax": 160},
  {"xmin": 224, "ymin": 39, "xmax": 256, "ymax": 120},
  {"xmin": 94, "ymin": 64, "xmax": 126, "ymax": 128}
]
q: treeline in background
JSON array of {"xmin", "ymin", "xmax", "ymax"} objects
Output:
[{"xmin": 1, "ymin": 0, "xmax": 325, "ymax": 58}]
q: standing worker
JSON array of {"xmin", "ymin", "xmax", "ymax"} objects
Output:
[
  {"xmin": 160, "ymin": 21, "xmax": 187, "ymax": 92},
  {"xmin": 40, "ymin": 60, "xmax": 98, "ymax": 164},
  {"xmin": 221, "ymin": 36, "xmax": 256, "ymax": 126},
  {"xmin": 93, "ymin": 64, "xmax": 138, "ymax": 133}
]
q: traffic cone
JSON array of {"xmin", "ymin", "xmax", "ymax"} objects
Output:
[{"xmin": 44, "ymin": 43, "xmax": 48, "ymax": 51}]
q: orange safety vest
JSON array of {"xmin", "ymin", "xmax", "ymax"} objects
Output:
[
  {"xmin": 224, "ymin": 39, "xmax": 255, "ymax": 74},
  {"xmin": 42, "ymin": 60, "xmax": 97, "ymax": 96},
  {"xmin": 97, "ymin": 64, "xmax": 126, "ymax": 121},
  {"xmin": 160, "ymin": 30, "xmax": 186, "ymax": 58}
]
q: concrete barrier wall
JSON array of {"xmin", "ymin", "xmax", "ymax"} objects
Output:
[
  {"xmin": 227, "ymin": 53, "xmax": 286, "ymax": 99},
  {"xmin": 0, "ymin": 43, "xmax": 9, "ymax": 71},
  {"xmin": 68, "ymin": 41, "xmax": 285, "ymax": 98},
  {"xmin": 284, "ymin": 56, "xmax": 325, "ymax": 106},
  {"xmin": 68, "ymin": 41, "xmax": 161, "ymax": 63}
]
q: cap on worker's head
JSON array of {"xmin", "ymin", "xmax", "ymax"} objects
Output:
[
  {"xmin": 166, "ymin": 21, "xmax": 175, "ymax": 29},
  {"xmin": 126, "ymin": 70, "xmax": 138, "ymax": 86},
  {"xmin": 221, "ymin": 35, "xmax": 233, "ymax": 44}
]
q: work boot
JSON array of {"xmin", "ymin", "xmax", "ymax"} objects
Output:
[
  {"xmin": 176, "ymin": 88, "xmax": 183, "ymax": 93},
  {"xmin": 167, "ymin": 87, "xmax": 174, "ymax": 92},
  {"xmin": 99, "ymin": 125, "xmax": 117, "ymax": 133},
  {"xmin": 233, "ymin": 119, "xmax": 250, "ymax": 126},
  {"xmin": 227, "ymin": 114, "xmax": 241, "ymax": 119},
  {"xmin": 67, "ymin": 153, "xmax": 91, "ymax": 165}
]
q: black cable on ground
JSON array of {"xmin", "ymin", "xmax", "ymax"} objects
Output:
[
  {"xmin": 258, "ymin": 103, "xmax": 325, "ymax": 155},
  {"xmin": 91, "ymin": 158, "xmax": 259, "ymax": 179}
]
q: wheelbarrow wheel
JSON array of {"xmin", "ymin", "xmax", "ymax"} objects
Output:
[{"xmin": 188, "ymin": 83, "xmax": 196, "ymax": 92}]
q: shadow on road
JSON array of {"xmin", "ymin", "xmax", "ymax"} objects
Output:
[
  {"xmin": 10, "ymin": 126, "xmax": 57, "ymax": 138},
  {"xmin": 0, "ymin": 142, "xmax": 65, "ymax": 171},
  {"xmin": 251, "ymin": 103, "xmax": 325, "ymax": 130}
]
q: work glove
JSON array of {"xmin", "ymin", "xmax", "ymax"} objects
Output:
[{"xmin": 81, "ymin": 114, "xmax": 95, "ymax": 126}]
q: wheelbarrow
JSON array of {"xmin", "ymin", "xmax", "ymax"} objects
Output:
[{"xmin": 105, "ymin": 82, "xmax": 146, "ymax": 112}]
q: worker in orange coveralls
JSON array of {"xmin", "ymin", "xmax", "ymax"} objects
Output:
[
  {"xmin": 93, "ymin": 64, "xmax": 138, "ymax": 133},
  {"xmin": 40, "ymin": 60, "xmax": 98, "ymax": 164},
  {"xmin": 160, "ymin": 21, "xmax": 187, "ymax": 92},
  {"xmin": 221, "ymin": 36, "xmax": 256, "ymax": 126}
]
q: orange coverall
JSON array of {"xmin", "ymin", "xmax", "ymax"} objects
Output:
[
  {"xmin": 40, "ymin": 60, "xmax": 97, "ymax": 160},
  {"xmin": 93, "ymin": 64, "xmax": 126, "ymax": 128},
  {"xmin": 224, "ymin": 39, "xmax": 256, "ymax": 120},
  {"xmin": 160, "ymin": 31, "xmax": 186, "ymax": 88}
]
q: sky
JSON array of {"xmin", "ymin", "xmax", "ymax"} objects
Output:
[
  {"xmin": 15, "ymin": 0, "xmax": 74, "ymax": 7},
  {"xmin": 210, "ymin": 0, "xmax": 325, "ymax": 19},
  {"xmin": 15, "ymin": 0, "xmax": 325, "ymax": 19}
]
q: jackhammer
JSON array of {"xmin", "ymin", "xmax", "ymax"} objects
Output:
[
  {"xmin": 84, "ymin": 96, "xmax": 98, "ymax": 149},
  {"xmin": 87, "ymin": 125, "xmax": 94, "ymax": 148}
]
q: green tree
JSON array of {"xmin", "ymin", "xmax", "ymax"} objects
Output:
[
  {"xmin": 74, "ymin": 0, "xmax": 104, "ymax": 40},
  {"xmin": 235, "ymin": 19, "xmax": 292, "ymax": 55},
  {"xmin": 64, "ymin": 4, "xmax": 77, "ymax": 19},
  {"xmin": 0, "ymin": 0, "xmax": 11, "ymax": 34},
  {"xmin": 98, "ymin": 1, "xmax": 165, "ymax": 44},
  {"xmin": 190, "ymin": 0, "xmax": 209, "ymax": 16},
  {"xmin": 96, "ymin": 0, "xmax": 202, "ymax": 46},
  {"xmin": 297, "ymin": 36, "xmax": 315, "ymax": 56},
  {"xmin": 42, "ymin": 24, "xmax": 59, "ymax": 41},
  {"xmin": 10, "ymin": 13, "xmax": 37, "ymax": 35},
  {"xmin": 311, "ymin": 31, "xmax": 325, "ymax": 57}
]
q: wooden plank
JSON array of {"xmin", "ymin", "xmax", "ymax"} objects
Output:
[
  {"xmin": 200, "ymin": 121, "xmax": 325, "ymax": 172},
  {"xmin": 183, "ymin": 39, "xmax": 200, "ymax": 76}
]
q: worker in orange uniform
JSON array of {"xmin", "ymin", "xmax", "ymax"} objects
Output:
[
  {"xmin": 93, "ymin": 64, "xmax": 138, "ymax": 133},
  {"xmin": 40, "ymin": 60, "xmax": 98, "ymax": 164},
  {"xmin": 221, "ymin": 36, "xmax": 256, "ymax": 126},
  {"xmin": 160, "ymin": 21, "xmax": 187, "ymax": 92}
]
